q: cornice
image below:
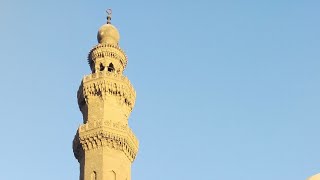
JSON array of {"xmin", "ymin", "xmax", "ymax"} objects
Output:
[
  {"xmin": 78, "ymin": 72, "xmax": 136, "ymax": 111},
  {"xmin": 88, "ymin": 43, "xmax": 128, "ymax": 69},
  {"xmin": 73, "ymin": 120, "xmax": 139, "ymax": 162}
]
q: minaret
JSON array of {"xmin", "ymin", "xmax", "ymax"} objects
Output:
[{"xmin": 73, "ymin": 10, "xmax": 139, "ymax": 180}]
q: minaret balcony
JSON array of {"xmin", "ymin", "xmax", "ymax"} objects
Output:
[
  {"xmin": 73, "ymin": 118, "xmax": 139, "ymax": 162},
  {"xmin": 77, "ymin": 71, "xmax": 136, "ymax": 119}
]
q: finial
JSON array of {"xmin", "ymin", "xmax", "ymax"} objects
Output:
[{"xmin": 106, "ymin": 9, "xmax": 112, "ymax": 24}]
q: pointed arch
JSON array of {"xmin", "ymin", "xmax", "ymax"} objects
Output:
[
  {"xmin": 108, "ymin": 63, "xmax": 115, "ymax": 72},
  {"xmin": 91, "ymin": 171, "xmax": 97, "ymax": 180},
  {"xmin": 100, "ymin": 63, "xmax": 105, "ymax": 71},
  {"xmin": 106, "ymin": 170, "xmax": 116, "ymax": 180}
]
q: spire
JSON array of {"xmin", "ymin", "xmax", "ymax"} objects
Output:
[
  {"xmin": 97, "ymin": 9, "xmax": 120, "ymax": 44},
  {"xmin": 107, "ymin": 9, "xmax": 112, "ymax": 24}
]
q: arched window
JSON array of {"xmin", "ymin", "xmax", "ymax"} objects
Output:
[
  {"xmin": 100, "ymin": 63, "xmax": 105, "ymax": 71},
  {"xmin": 108, "ymin": 63, "xmax": 115, "ymax": 72}
]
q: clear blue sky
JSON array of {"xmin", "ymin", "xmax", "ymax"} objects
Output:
[{"xmin": 0, "ymin": 0, "xmax": 319, "ymax": 180}]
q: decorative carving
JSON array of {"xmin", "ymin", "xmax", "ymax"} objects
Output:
[
  {"xmin": 78, "ymin": 120, "xmax": 139, "ymax": 148},
  {"xmin": 77, "ymin": 71, "xmax": 136, "ymax": 114},
  {"xmin": 88, "ymin": 43, "xmax": 128, "ymax": 71},
  {"xmin": 73, "ymin": 119, "xmax": 139, "ymax": 162},
  {"xmin": 72, "ymin": 131, "xmax": 84, "ymax": 162}
]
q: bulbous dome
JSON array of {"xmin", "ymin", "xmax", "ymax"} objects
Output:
[{"xmin": 97, "ymin": 23, "xmax": 120, "ymax": 44}]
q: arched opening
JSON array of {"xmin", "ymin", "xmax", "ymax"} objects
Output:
[
  {"xmin": 108, "ymin": 63, "xmax": 115, "ymax": 72},
  {"xmin": 106, "ymin": 170, "xmax": 116, "ymax": 180},
  {"xmin": 91, "ymin": 171, "xmax": 97, "ymax": 180},
  {"xmin": 100, "ymin": 63, "xmax": 105, "ymax": 71}
]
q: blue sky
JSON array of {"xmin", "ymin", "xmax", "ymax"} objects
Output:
[{"xmin": 0, "ymin": 0, "xmax": 319, "ymax": 180}]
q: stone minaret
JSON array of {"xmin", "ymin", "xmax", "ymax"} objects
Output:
[{"xmin": 73, "ymin": 10, "xmax": 139, "ymax": 180}]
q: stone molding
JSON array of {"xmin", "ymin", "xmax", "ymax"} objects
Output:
[
  {"xmin": 79, "ymin": 120, "xmax": 139, "ymax": 147},
  {"xmin": 77, "ymin": 71, "xmax": 136, "ymax": 112},
  {"xmin": 88, "ymin": 43, "xmax": 127, "ymax": 69},
  {"xmin": 73, "ymin": 120, "xmax": 139, "ymax": 162}
]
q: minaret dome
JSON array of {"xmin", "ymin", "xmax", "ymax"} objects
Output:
[
  {"xmin": 97, "ymin": 9, "xmax": 120, "ymax": 44},
  {"xmin": 97, "ymin": 24, "xmax": 120, "ymax": 44}
]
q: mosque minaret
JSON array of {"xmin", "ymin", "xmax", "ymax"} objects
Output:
[{"xmin": 73, "ymin": 10, "xmax": 139, "ymax": 180}]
